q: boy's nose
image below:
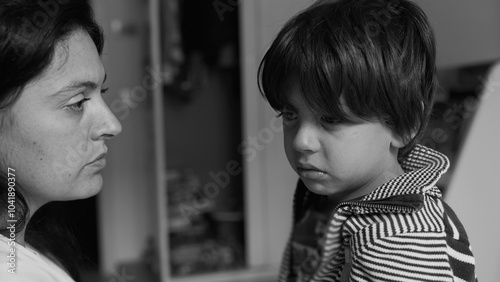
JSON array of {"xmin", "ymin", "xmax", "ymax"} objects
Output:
[{"xmin": 292, "ymin": 124, "xmax": 320, "ymax": 153}]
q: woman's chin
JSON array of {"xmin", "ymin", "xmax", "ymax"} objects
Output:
[{"xmin": 69, "ymin": 174, "xmax": 104, "ymax": 200}]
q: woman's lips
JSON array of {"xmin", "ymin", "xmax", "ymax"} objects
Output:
[{"xmin": 86, "ymin": 154, "xmax": 106, "ymax": 169}]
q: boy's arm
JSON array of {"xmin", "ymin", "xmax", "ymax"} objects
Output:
[
  {"xmin": 348, "ymin": 207, "xmax": 476, "ymax": 282},
  {"xmin": 350, "ymin": 232, "xmax": 454, "ymax": 281}
]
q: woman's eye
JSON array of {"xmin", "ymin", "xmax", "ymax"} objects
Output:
[
  {"xmin": 67, "ymin": 98, "xmax": 90, "ymax": 112},
  {"xmin": 101, "ymin": 87, "xmax": 109, "ymax": 94}
]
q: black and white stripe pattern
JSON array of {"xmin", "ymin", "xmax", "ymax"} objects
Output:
[{"xmin": 280, "ymin": 145, "xmax": 477, "ymax": 282}]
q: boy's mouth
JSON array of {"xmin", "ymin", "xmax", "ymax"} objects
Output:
[
  {"xmin": 297, "ymin": 162, "xmax": 322, "ymax": 170},
  {"xmin": 297, "ymin": 163, "xmax": 328, "ymax": 180}
]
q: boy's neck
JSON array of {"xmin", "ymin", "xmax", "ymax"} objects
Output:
[{"xmin": 327, "ymin": 163, "xmax": 406, "ymax": 204}]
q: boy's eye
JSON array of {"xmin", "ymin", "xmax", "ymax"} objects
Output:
[
  {"xmin": 279, "ymin": 110, "xmax": 297, "ymax": 122},
  {"xmin": 320, "ymin": 116, "xmax": 339, "ymax": 124},
  {"xmin": 67, "ymin": 98, "xmax": 90, "ymax": 112}
]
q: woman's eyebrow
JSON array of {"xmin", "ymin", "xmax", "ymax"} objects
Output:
[{"xmin": 50, "ymin": 73, "xmax": 107, "ymax": 98}]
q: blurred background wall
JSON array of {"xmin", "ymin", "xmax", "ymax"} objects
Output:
[
  {"xmin": 417, "ymin": 1, "xmax": 500, "ymax": 281},
  {"xmin": 84, "ymin": 0, "xmax": 500, "ymax": 281}
]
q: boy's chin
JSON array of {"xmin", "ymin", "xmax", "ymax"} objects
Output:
[{"xmin": 301, "ymin": 178, "xmax": 335, "ymax": 196}]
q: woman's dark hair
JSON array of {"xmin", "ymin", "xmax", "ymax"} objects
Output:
[
  {"xmin": 0, "ymin": 0, "xmax": 104, "ymax": 109},
  {"xmin": 258, "ymin": 0, "xmax": 437, "ymax": 158},
  {"xmin": 0, "ymin": 0, "xmax": 104, "ymax": 280}
]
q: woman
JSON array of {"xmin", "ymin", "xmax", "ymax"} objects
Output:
[{"xmin": 0, "ymin": 0, "xmax": 122, "ymax": 281}]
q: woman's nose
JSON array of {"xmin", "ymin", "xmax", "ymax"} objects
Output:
[{"xmin": 91, "ymin": 98, "xmax": 122, "ymax": 140}]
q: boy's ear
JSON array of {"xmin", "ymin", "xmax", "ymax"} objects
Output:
[{"xmin": 389, "ymin": 131, "xmax": 406, "ymax": 149}]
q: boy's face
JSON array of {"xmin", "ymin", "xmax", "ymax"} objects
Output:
[{"xmin": 281, "ymin": 87, "xmax": 405, "ymax": 201}]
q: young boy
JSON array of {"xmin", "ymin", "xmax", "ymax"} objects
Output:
[{"xmin": 258, "ymin": 0, "xmax": 477, "ymax": 281}]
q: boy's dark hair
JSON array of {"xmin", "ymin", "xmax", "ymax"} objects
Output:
[{"xmin": 258, "ymin": 0, "xmax": 437, "ymax": 158}]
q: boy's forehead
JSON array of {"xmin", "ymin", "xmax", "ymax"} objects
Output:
[
  {"xmin": 294, "ymin": 91, "xmax": 369, "ymax": 123},
  {"xmin": 282, "ymin": 88, "xmax": 302, "ymax": 110},
  {"xmin": 282, "ymin": 84, "xmax": 310, "ymax": 108},
  {"xmin": 283, "ymin": 84, "xmax": 343, "ymax": 105},
  {"xmin": 283, "ymin": 86, "xmax": 349, "ymax": 113}
]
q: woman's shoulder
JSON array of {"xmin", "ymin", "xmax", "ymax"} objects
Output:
[{"xmin": 0, "ymin": 235, "xmax": 75, "ymax": 282}]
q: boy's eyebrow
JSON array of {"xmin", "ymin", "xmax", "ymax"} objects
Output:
[
  {"xmin": 285, "ymin": 94, "xmax": 308, "ymax": 114},
  {"xmin": 282, "ymin": 99, "xmax": 298, "ymax": 110}
]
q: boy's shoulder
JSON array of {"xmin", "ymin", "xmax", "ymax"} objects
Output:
[{"xmin": 344, "ymin": 192, "xmax": 445, "ymax": 235}]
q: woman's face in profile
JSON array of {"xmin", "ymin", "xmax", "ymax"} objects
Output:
[{"xmin": 0, "ymin": 30, "xmax": 122, "ymax": 210}]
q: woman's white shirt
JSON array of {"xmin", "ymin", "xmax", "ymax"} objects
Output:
[{"xmin": 0, "ymin": 234, "xmax": 75, "ymax": 281}]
